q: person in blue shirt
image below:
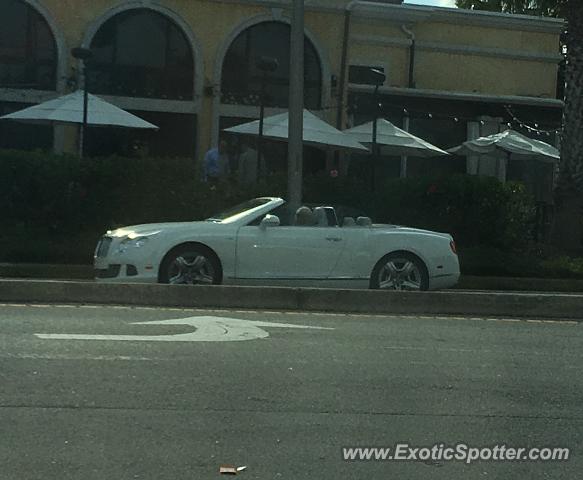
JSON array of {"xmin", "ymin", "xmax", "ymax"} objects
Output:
[{"xmin": 202, "ymin": 139, "xmax": 230, "ymax": 184}]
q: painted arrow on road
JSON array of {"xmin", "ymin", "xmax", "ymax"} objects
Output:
[{"xmin": 34, "ymin": 316, "xmax": 333, "ymax": 342}]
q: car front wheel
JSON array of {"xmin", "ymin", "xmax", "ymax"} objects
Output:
[
  {"xmin": 159, "ymin": 246, "xmax": 221, "ymax": 285},
  {"xmin": 370, "ymin": 252, "xmax": 429, "ymax": 291}
]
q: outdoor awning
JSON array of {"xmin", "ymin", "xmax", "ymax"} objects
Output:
[
  {"xmin": 448, "ymin": 129, "xmax": 559, "ymax": 163},
  {"xmin": 223, "ymin": 109, "xmax": 368, "ymax": 152},
  {"xmin": 343, "ymin": 118, "xmax": 449, "ymax": 157},
  {"xmin": 0, "ymin": 90, "xmax": 158, "ymax": 130}
]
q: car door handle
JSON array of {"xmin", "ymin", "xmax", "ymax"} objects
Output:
[{"xmin": 325, "ymin": 237, "xmax": 342, "ymax": 242}]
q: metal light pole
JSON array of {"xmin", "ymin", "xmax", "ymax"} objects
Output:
[
  {"xmin": 287, "ymin": 0, "xmax": 305, "ymax": 213},
  {"xmin": 400, "ymin": 113, "xmax": 410, "ymax": 178},
  {"xmin": 256, "ymin": 56, "xmax": 278, "ymax": 179},
  {"xmin": 71, "ymin": 47, "xmax": 93, "ymax": 158},
  {"xmin": 369, "ymin": 68, "xmax": 386, "ymax": 191}
]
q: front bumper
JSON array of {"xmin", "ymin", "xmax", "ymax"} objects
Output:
[
  {"xmin": 94, "ymin": 235, "xmax": 158, "ymax": 283},
  {"xmin": 94, "ymin": 265, "xmax": 157, "ymax": 283}
]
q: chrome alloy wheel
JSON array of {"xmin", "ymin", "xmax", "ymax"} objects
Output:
[
  {"xmin": 377, "ymin": 257, "xmax": 423, "ymax": 291},
  {"xmin": 167, "ymin": 254, "xmax": 216, "ymax": 285}
]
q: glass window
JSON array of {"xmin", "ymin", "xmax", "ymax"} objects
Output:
[
  {"xmin": 0, "ymin": 0, "xmax": 57, "ymax": 90},
  {"xmin": 207, "ymin": 198, "xmax": 274, "ymax": 223},
  {"xmin": 90, "ymin": 9, "xmax": 194, "ymax": 100},
  {"xmin": 248, "ymin": 203, "xmax": 294, "ymax": 226},
  {"xmin": 221, "ymin": 22, "xmax": 322, "ymax": 109},
  {"xmin": 407, "ymin": 116, "xmax": 467, "ymax": 177}
]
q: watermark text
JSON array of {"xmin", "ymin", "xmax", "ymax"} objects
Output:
[{"xmin": 342, "ymin": 443, "xmax": 570, "ymax": 464}]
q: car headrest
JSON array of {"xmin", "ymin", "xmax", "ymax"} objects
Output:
[
  {"xmin": 312, "ymin": 207, "xmax": 329, "ymax": 227},
  {"xmin": 295, "ymin": 206, "xmax": 315, "ymax": 226},
  {"xmin": 356, "ymin": 216, "xmax": 372, "ymax": 227},
  {"xmin": 342, "ymin": 217, "xmax": 356, "ymax": 227}
]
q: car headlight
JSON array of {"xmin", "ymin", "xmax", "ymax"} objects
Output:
[{"xmin": 115, "ymin": 232, "xmax": 160, "ymax": 254}]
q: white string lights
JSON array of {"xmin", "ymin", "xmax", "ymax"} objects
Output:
[
  {"xmin": 346, "ymin": 97, "xmax": 563, "ymax": 138},
  {"xmin": 503, "ymin": 105, "xmax": 562, "ymax": 137}
]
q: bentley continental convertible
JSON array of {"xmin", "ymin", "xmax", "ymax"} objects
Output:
[{"xmin": 94, "ymin": 197, "xmax": 460, "ymax": 290}]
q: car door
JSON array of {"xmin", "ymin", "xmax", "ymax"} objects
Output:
[{"xmin": 235, "ymin": 223, "xmax": 346, "ymax": 279}]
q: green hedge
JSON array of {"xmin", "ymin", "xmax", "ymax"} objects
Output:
[
  {"xmin": 303, "ymin": 173, "xmax": 536, "ymax": 250},
  {"xmin": 0, "ymin": 149, "xmax": 537, "ymax": 264}
]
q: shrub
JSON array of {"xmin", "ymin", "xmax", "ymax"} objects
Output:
[
  {"xmin": 0, "ymin": 149, "xmax": 537, "ymax": 263},
  {"xmin": 303, "ymin": 173, "xmax": 536, "ymax": 250},
  {"xmin": 539, "ymin": 256, "xmax": 583, "ymax": 278}
]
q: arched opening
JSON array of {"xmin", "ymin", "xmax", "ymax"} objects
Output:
[
  {"xmin": 221, "ymin": 21, "xmax": 322, "ymax": 110},
  {"xmin": 0, "ymin": 0, "xmax": 57, "ymax": 90},
  {"xmin": 89, "ymin": 8, "xmax": 194, "ymax": 100},
  {"xmin": 220, "ymin": 21, "xmax": 325, "ymax": 178},
  {"xmin": 0, "ymin": 0, "xmax": 57, "ymax": 150},
  {"xmin": 85, "ymin": 8, "xmax": 197, "ymax": 157}
]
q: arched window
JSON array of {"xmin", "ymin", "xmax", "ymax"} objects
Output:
[
  {"xmin": 0, "ymin": 0, "xmax": 57, "ymax": 90},
  {"xmin": 221, "ymin": 22, "xmax": 322, "ymax": 109},
  {"xmin": 90, "ymin": 9, "xmax": 194, "ymax": 100}
]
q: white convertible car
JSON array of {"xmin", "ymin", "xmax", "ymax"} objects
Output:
[{"xmin": 94, "ymin": 197, "xmax": 459, "ymax": 290}]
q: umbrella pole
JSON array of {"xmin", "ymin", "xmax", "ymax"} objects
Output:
[
  {"xmin": 72, "ymin": 47, "xmax": 93, "ymax": 158},
  {"xmin": 371, "ymin": 117, "xmax": 377, "ymax": 191},
  {"xmin": 79, "ymin": 83, "xmax": 89, "ymax": 158},
  {"xmin": 257, "ymin": 69, "xmax": 267, "ymax": 180},
  {"xmin": 257, "ymin": 93, "xmax": 264, "ymax": 180},
  {"xmin": 255, "ymin": 57, "xmax": 278, "ymax": 179},
  {"xmin": 371, "ymin": 83, "xmax": 380, "ymax": 192}
]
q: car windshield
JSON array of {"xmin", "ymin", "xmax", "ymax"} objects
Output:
[{"xmin": 206, "ymin": 198, "xmax": 273, "ymax": 222}]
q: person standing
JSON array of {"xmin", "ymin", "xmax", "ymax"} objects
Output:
[
  {"xmin": 238, "ymin": 142, "xmax": 259, "ymax": 185},
  {"xmin": 202, "ymin": 139, "xmax": 230, "ymax": 184}
]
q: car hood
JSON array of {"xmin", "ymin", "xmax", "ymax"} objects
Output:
[{"xmin": 109, "ymin": 221, "xmax": 215, "ymax": 237}]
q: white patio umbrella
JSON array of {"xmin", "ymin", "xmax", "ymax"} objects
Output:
[
  {"xmin": 448, "ymin": 129, "xmax": 559, "ymax": 163},
  {"xmin": 0, "ymin": 90, "xmax": 158, "ymax": 130},
  {"xmin": 223, "ymin": 109, "xmax": 368, "ymax": 152},
  {"xmin": 343, "ymin": 118, "xmax": 449, "ymax": 157}
]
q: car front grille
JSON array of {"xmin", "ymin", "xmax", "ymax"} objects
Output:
[{"xmin": 95, "ymin": 236, "xmax": 113, "ymax": 258}]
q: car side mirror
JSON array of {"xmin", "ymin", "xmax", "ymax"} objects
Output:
[{"xmin": 260, "ymin": 214, "xmax": 280, "ymax": 229}]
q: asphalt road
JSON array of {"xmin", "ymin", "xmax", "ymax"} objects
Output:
[{"xmin": 0, "ymin": 304, "xmax": 581, "ymax": 479}]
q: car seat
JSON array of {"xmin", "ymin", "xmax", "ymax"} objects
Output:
[{"xmin": 356, "ymin": 216, "xmax": 372, "ymax": 227}]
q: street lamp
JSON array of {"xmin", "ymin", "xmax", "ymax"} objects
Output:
[
  {"xmin": 369, "ymin": 68, "xmax": 386, "ymax": 191},
  {"xmin": 256, "ymin": 56, "xmax": 279, "ymax": 179},
  {"xmin": 71, "ymin": 47, "xmax": 93, "ymax": 158}
]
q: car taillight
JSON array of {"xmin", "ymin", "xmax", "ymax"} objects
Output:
[{"xmin": 450, "ymin": 240, "xmax": 457, "ymax": 255}]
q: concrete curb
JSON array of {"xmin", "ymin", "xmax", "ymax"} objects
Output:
[
  {"xmin": 0, "ymin": 263, "xmax": 93, "ymax": 280},
  {"xmin": 1, "ymin": 279, "xmax": 582, "ymax": 320}
]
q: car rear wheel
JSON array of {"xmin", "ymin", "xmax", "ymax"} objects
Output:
[
  {"xmin": 159, "ymin": 246, "xmax": 221, "ymax": 285},
  {"xmin": 370, "ymin": 252, "xmax": 428, "ymax": 291}
]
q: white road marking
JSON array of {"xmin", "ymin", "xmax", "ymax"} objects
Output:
[
  {"xmin": 34, "ymin": 316, "xmax": 333, "ymax": 343},
  {"xmin": 0, "ymin": 353, "xmax": 157, "ymax": 361}
]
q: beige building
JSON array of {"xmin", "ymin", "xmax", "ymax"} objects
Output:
[{"xmin": 0, "ymin": 0, "xmax": 564, "ymax": 186}]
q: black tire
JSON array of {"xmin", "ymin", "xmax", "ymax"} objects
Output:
[
  {"xmin": 369, "ymin": 252, "xmax": 429, "ymax": 291},
  {"xmin": 159, "ymin": 245, "xmax": 222, "ymax": 285}
]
